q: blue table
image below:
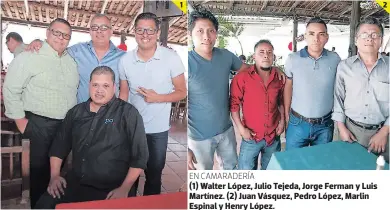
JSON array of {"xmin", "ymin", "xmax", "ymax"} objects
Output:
[{"xmin": 267, "ymin": 141, "xmax": 389, "ymax": 170}]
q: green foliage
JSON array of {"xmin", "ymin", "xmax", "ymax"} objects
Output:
[{"xmin": 216, "ymin": 16, "xmax": 244, "ymax": 54}]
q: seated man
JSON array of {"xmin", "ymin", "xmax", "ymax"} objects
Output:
[{"xmin": 35, "ymin": 66, "xmax": 148, "ymax": 209}]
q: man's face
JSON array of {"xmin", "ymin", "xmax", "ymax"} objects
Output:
[
  {"xmin": 253, "ymin": 43, "xmax": 274, "ymax": 68},
  {"xmin": 46, "ymin": 22, "xmax": 71, "ymax": 54},
  {"xmin": 6, "ymin": 38, "xmax": 19, "ymax": 53},
  {"xmin": 90, "ymin": 17, "xmax": 113, "ymax": 45},
  {"xmin": 355, "ymin": 24, "xmax": 382, "ymax": 54},
  {"xmin": 305, "ymin": 23, "xmax": 329, "ymax": 53},
  {"xmin": 134, "ymin": 19, "xmax": 159, "ymax": 50},
  {"xmin": 89, "ymin": 74, "xmax": 115, "ymax": 106},
  {"xmin": 191, "ymin": 18, "xmax": 217, "ymax": 54}
]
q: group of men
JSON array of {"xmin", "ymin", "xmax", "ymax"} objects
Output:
[
  {"xmin": 187, "ymin": 9, "xmax": 389, "ymax": 170},
  {"xmin": 3, "ymin": 12, "xmax": 186, "ymax": 209}
]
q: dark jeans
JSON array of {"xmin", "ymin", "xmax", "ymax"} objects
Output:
[
  {"xmin": 286, "ymin": 112, "xmax": 334, "ymax": 150},
  {"xmin": 34, "ymin": 173, "xmax": 137, "ymax": 209},
  {"xmin": 133, "ymin": 130, "xmax": 169, "ymax": 195},
  {"xmin": 24, "ymin": 112, "xmax": 62, "ymax": 209}
]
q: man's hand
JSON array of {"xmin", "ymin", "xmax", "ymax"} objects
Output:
[
  {"xmin": 368, "ymin": 132, "xmax": 388, "ymax": 153},
  {"xmin": 188, "ymin": 148, "xmax": 197, "ymax": 170},
  {"xmin": 338, "ymin": 125, "xmax": 357, "ymax": 143},
  {"xmin": 106, "ymin": 185, "xmax": 131, "ymax": 200},
  {"xmin": 276, "ymin": 121, "xmax": 285, "ymax": 136},
  {"xmin": 15, "ymin": 118, "xmax": 28, "ymax": 134},
  {"xmin": 240, "ymin": 127, "xmax": 254, "ymax": 140},
  {"xmin": 47, "ymin": 176, "xmax": 67, "ymax": 199},
  {"xmin": 25, "ymin": 39, "xmax": 43, "ymax": 52},
  {"xmin": 275, "ymin": 68, "xmax": 286, "ymax": 84},
  {"xmin": 137, "ymin": 87, "xmax": 161, "ymax": 103}
]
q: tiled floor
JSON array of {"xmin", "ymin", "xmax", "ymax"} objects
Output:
[{"xmin": 1, "ymin": 119, "xmax": 188, "ymax": 209}]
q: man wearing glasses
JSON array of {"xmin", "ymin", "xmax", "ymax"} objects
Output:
[
  {"xmin": 27, "ymin": 14, "xmax": 125, "ymax": 103},
  {"xmin": 3, "ymin": 18, "xmax": 78, "ymax": 209},
  {"xmin": 333, "ymin": 17, "xmax": 389, "ymax": 163},
  {"xmin": 283, "ymin": 17, "xmax": 341, "ymax": 150},
  {"xmin": 118, "ymin": 12, "xmax": 187, "ymax": 195}
]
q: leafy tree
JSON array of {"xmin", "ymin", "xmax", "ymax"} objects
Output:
[{"xmin": 217, "ymin": 16, "xmax": 244, "ymax": 55}]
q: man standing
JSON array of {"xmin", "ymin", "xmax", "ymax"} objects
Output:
[
  {"xmin": 5, "ymin": 32, "xmax": 25, "ymax": 57},
  {"xmin": 28, "ymin": 14, "xmax": 125, "ymax": 103},
  {"xmin": 187, "ymin": 9, "xmax": 246, "ymax": 170},
  {"xmin": 231, "ymin": 40, "xmax": 284, "ymax": 170},
  {"xmin": 35, "ymin": 66, "xmax": 149, "ymax": 208},
  {"xmin": 283, "ymin": 17, "xmax": 341, "ymax": 150},
  {"xmin": 333, "ymin": 17, "xmax": 389, "ymax": 162},
  {"xmin": 3, "ymin": 18, "xmax": 78, "ymax": 208},
  {"xmin": 118, "ymin": 13, "xmax": 186, "ymax": 195}
]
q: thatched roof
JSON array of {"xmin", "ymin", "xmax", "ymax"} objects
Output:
[
  {"xmin": 190, "ymin": 0, "xmax": 389, "ymax": 26},
  {"xmin": 1, "ymin": 0, "xmax": 187, "ymax": 45}
]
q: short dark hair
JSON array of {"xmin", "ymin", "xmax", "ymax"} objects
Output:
[
  {"xmin": 356, "ymin": 17, "xmax": 384, "ymax": 37},
  {"xmin": 239, "ymin": 55, "xmax": 246, "ymax": 61},
  {"xmin": 134, "ymin": 12, "xmax": 160, "ymax": 30},
  {"xmin": 6, "ymin": 32, "xmax": 23, "ymax": 43},
  {"xmin": 254, "ymin": 39, "xmax": 274, "ymax": 51},
  {"xmin": 90, "ymin": 66, "xmax": 115, "ymax": 84},
  {"xmin": 189, "ymin": 9, "xmax": 218, "ymax": 32},
  {"xmin": 48, "ymin": 18, "xmax": 72, "ymax": 31},
  {"xmin": 306, "ymin": 17, "xmax": 327, "ymax": 31}
]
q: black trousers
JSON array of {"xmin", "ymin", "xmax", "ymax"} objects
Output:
[
  {"xmin": 133, "ymin": 131, "xmax": 169, "ymax": 195},
  {"xmin": 34, "ymin": 173, "xmax": 138, "ymax": 209},
  {"xmin": 24, "ymin": 112, "xmax": 63, "ymax": 209}
]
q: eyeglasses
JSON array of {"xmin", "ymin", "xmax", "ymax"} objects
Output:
[
  {"xmin": 135, "ymin": 28, "xmax": 157, "ymax": 35},
  {"xmin": 50, "ymin": 29, "xmax": 71, "ymax": 40},
  {"xmin": 90, "ymin": 25, "xmax": 112, "ymax": 31},
  {"xmin": 358, "ymin": 32, "xmax": 382, "ymax": 39}
]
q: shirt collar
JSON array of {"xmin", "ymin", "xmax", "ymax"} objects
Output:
[
  {"xmin": 352, "ymin": 52, "xmax": 387, "ymax": 65},
  {"xmin": 299, "ymin": 46, "xmax": 328, "ymax": 58},
  {"xmin": 40, "ymin": 41, "xmax": 68, "ymax": 57},
  {"xmin": 133, "ymin": 44, "xmax": 161, "ymax": 63},
  {"xmin": 87, "ymin": 40, "xmax": 119, "ymax": 53}
]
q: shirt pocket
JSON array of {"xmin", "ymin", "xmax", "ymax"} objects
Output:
[{"xmin": 373, "ymin": 81, "xmax": 389, "ymax": 102}]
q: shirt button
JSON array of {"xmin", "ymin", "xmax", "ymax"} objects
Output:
[
  {"xmin": 365, "ymin": 104, "xmax": 368, "ymax": 107},
  {"xmin": 91, "ymin": 128, "xmax": 93, "ymax": 131},
  {"xmin": 367, "ymin": 91, "xmax": 369, "ymax": 93},
  {"xmin": 85, "ymin": 144, "xmax": 89, "ymax": 146},
  {"xmin": 364, "ymin": 117, "xmax": 366, "ymax": 119},
  {"xmin": 264, "ymin": 124, "xmax": 267, "ymax": 127},
  {"xmin": 82, "ymin": 158, "xmax": 85, "ymax": 162}
]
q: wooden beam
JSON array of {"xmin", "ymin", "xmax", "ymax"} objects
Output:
[
  {"xmin": 350, "ymin": 1, "xmax": 360, "ymax": 56},
  {"xmin": 127, "ymin": 1, "xmax": 143, "ymax": 32},
  {"xmin": 101, "ymin": 0, "xmax": 109, "ymax": 14},
  {"xmin": 315, "ymin": 1, "xmax": 331, "ymax": 13},
  {"xmin": 363, "ymin": 7, "xmax": 383, "ymax": 18},
  {"xmin": 169, "ymin": 16, "xmax": 181, "ymax": 27},
  {"xmin": 121, "ymin": 1, "xmax": 134, "ymax": 15},
  {"xmin": 261, "ymin": 0, "xmax": 268, "ymax": 10},
  {"xmin": 64, "ymin": 0, "xmax": 69, "ymax": 20},
  {"xmin": 24, "ymin": 0, "xmax": 29, "ymax": 20},
  {"xmin": 339, "ymin": 6, "xmax": 352, "ymax": 16},
  {"xmin": 288, "ymin": 1, "xmax": 300, "ymax": 13}
]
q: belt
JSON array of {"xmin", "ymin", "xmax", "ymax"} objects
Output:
[
  {"xmin": 348, "ymin": 118, "xmax": 384, "ymax": 130},
  {"xmin": 25, "ymin": 111, "xmax": 62, "ymax": 121},
  {"xmin": 291, "ymin": 109, "xmax": 332, "ymax": 124}
]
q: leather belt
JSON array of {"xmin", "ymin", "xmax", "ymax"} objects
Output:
[
  {"xmin": 348, "ymin": 118, "xmax": 384, "ymax": 130},
  {"xmin": 291, "ymin": 109, "xmax": 332, "ymax": 124}
]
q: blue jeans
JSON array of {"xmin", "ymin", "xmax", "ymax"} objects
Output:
[
  {"xmin": 238, "ymin": 136, "xmax": 281, "ymax": 170},
  {"xmin": 285, "ymin": 112, "xmax": 334, "ymax": 150},
  {"xmin": 133, "ymin": 130, "xmax": 169, "ymax": 195}
]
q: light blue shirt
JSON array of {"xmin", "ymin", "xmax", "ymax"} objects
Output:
[
  {"xmin": 285, "ymin": 46, "xmax": 341, "ymax": 118},
  {"xmin": 68, "ymin": 41, "xmax": 125, "ymax": 103},
  {"xmin": 188, "ymin": 48, "xmax": 242, "ymax": 141},
  {"xmin": 119, "ymin": 45, "xmax": 185, "ymax": 134}
]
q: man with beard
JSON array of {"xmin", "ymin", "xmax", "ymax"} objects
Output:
[
  {"xmin": 35, "ymin": 66, "xmax": 148, "ymax": 208},
  {"xmin": 230, "ymin": 40, "xmax": 284, "ymax": 170},
  {"xmin": 118, "ymin": 12, "xmax": 186, "ymax": 195}
]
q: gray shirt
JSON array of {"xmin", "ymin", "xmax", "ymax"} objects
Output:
[
  {"xmin": 332, "ymin": 54, "xmax": 389, "ymax": 125},
  {"xmin": 119, "ymin": 45, "xmax": 185, "ymax": 134},
  {"xmin": 285, "ymin": 47, "xmax": 341, "ymax": 118}
]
